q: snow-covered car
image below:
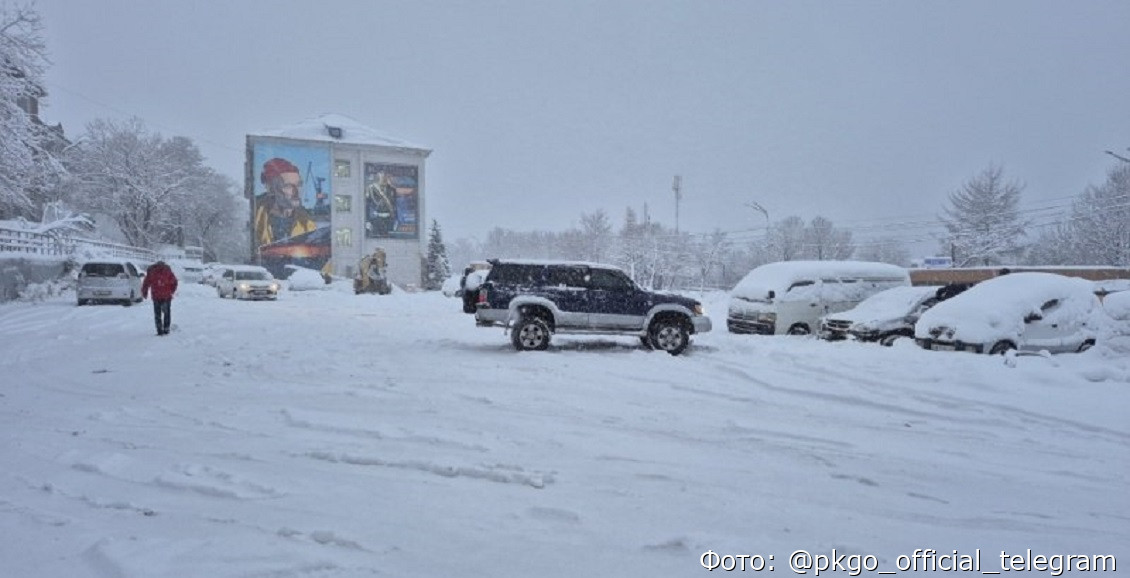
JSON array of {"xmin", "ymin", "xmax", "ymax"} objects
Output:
[
  {"xmin": 75, "ymin": 259, "xmax": 145, "ymax": 306},
  {"xmin": 284, "ymin": 264, "xmax": 330, "ymax": 291},
  {"xmin": 914, "ymin": 272, "xmax": 1104, "ymax": 355},
  {"xmin": 1101, "ymin": 290, "xmax": 1130, "ymax": 322},
  {"xmin": 216, "ymin": 265, "xmax": 281, "ymax": 300},
  {"xmin": 727, "ymin": 260, "xmax": 910, "ymax": 335},
  {"xmin": 200, "ymin": 263, "xmax": 226, "ymax": 286},
  {"xmin": 819, "ymin": 285, "xmax": 941, "ymax": 345}
]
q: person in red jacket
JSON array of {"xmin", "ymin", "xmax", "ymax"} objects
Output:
[{"xmin": 141, "ymin": 261, "xmax": 179, "ymax": 336}]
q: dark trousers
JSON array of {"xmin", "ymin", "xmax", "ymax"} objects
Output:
[{"xmin": 152, "ymin": 299, "xmax": 172, "ymax": 333}]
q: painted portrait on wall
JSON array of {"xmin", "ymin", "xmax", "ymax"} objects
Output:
[
  {"xmin": 364, "ymin": 163, "xmax": 418, "ymax": 239},
  {"xmin": 248, "ymin": 139, "xmax": 332, "ymax": 277}
]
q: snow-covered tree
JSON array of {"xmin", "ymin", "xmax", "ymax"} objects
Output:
[
  {"xmin": 768, "ymin": 216, "xmax": 806, "ymax": 261},
  {"xmin": 940, "ymin": 165, "xmax": 1028, "ymax": 266},
  {"xmin": 0, "ymin": 4, "xmax": 64, "ymax": 220},
  {"xmin": 855, "ymin": 236, "xmax": 911, "ymax": 266},
  {"xmin": 688, "ymin": 228, "xmax": 729, "ymax": 290},
  {"xmin": 578, "ymin": 209, "xmax": 613, "ymax": 263},
  {"xmin": 63, "ymin": 118, "xmax": 209, "ymax": 248},
  {"xmin": 803, "ymin": 216, "xmax": 854, "ymax": 260},
  {"xmin": 423, "ymin": 219, "xmax": 451, "ymax": 290},
  {"xmin": 1059, "ymin": 164, "xmax": 1130, "ymax": 266}
]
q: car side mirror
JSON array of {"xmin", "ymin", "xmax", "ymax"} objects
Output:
[
  {"xmin": 768, "ymin": 290, "xmax": 776, "ymax": 299},
  {"xmin": 1024, "ymin": 312, "xmax": 1042, "ymax": 323}
]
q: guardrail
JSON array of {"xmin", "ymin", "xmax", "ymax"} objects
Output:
[{"xmin": 0, "ymin": 225, "xmax": 157, "ymax": 262}]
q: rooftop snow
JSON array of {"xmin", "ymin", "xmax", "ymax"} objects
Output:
[{"xmin": 249, "ymin": 113, "xmax": 431, "ymax": 153}]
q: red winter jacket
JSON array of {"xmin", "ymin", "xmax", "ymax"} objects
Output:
[{"xmin": 142, "ymin": 262, "xmax": 179, "ymax": 300}]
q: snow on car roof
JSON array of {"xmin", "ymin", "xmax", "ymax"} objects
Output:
[
  {"xmin": 915, "ymin": 272, "xmax": 1100, "ymax": 343},
  {"xmin": 732, "ymin": 260, "xmax": 909, "ymax": 299},
  {"xmin": 492, "ymin": 258, "xmax": 624, "ymax": 270},
  {"xmin": 831, "ymin": 285, "xmax": 939, "ymax": 324}
]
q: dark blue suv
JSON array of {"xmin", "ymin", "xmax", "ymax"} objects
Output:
[{"xmin": 471, "ymin": 259, "xmax": 712, "ymax": 355}]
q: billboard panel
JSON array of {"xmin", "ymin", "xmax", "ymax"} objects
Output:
[
  {"xmin": 249, "ymin": 140, "xmax": 332, "ymax": 277},
  {"xmin": 364, "ymin": 163, "xmax": 418, "ymax": 239}
]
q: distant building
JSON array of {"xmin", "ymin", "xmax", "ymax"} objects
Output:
[
  {"xmin": 245, "ymin": 114, "xmax": 432, "ymax": 287},
  {"xmin": 910, "ymin": 256, "xmax": 953, "ymax": 269}
]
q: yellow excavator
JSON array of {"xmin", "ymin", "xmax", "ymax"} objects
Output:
[{"xmin": 354, "ymin": 248, "xmax": 392, "ymax": 295}]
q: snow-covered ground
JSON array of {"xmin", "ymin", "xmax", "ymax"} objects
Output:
[{"xmin": 1, "ymin": 283, "xmax": 1127, "ymax": 577}]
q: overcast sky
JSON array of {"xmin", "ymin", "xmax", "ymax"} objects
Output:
[{"xmin": 35, "ymin": 0, "xmax": 1130, "ymax": 252}]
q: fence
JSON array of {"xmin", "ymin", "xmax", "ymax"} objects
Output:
[{"xmin": 0, "ymin": 225, "xmax": 158, "ymax": 262}]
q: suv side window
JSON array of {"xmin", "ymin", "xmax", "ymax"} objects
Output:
[
  {"xmin": 546, "ymin": 266, "xmax": 587, "ymax": 288},
  {"xmin": 588, "ymin": 268, "xmax": 633, "ymax": 291},
  {"xmin": 490, "ymin": 264, "xmax": 544, "ymax": 286}
]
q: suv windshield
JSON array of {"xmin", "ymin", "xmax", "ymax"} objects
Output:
[{"xmin": 81, "ymin": 263, "xmax": 125, "ymax": 277}]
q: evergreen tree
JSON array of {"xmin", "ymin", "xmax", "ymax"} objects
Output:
[
  {"xmin": 424, "ymin": 219, "xmax": 451, "ymax": 290},
  {"xmin": 939, "ymin": 165, "xmax": 1028, "ymax": 266}
]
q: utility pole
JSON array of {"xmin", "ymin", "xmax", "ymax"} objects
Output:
[{"xmin": 672, "ymin": 175, "xmax": 682, "ymax": 233}]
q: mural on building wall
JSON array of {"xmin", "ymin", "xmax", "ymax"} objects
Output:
[
  {"xmin": 364, "ymin": 163, "xmax": 418, "ymax": 239},
  {"xmin": 249, "ymin": 140, "xmax": 333, "ymax": 278}
]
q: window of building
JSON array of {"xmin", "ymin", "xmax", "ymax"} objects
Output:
[
  {"xmin": 334, "ymin": 194, "xmax": 352, "ymax": 213},
  {"xmin": 334, "ymin": 228, "xmax": 352, "ymax": 247},
  {"xmin": 334, "ymin": 159, "xmax": 351, "ymax": 178}
]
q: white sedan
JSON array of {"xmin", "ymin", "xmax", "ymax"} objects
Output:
[{"xmin": 216, "ymin": 265, "xmax": 281, "ymax": 300}]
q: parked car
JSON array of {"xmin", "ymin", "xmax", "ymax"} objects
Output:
[
  {"xmin": 200, "ymin": 263, "xmax": 225, "ymax": 286},
  {"xmin": 174, "ymin": 262, "xmax": 204, "ymax": 284},
  {"xmin": 819, "ymin": 285, "xmax": 942, "ymax": 345},
  {"xmin": 914, "ymin": 272, "xmax": 1104, "ymax": 355},
  {"xmin": 471, "ymin": 259, "xmax": 711, "ymax": 355},
  {"xmin": 216, "ymin": 265, "xmax": 281, "ymax": 300},
  {"xmin": 76, "ymin": 259, "xmax": 145, "ymax": 306},
  {"xmin": 727, "ymin": 260, "xmax": 911, "ymax": 335}
]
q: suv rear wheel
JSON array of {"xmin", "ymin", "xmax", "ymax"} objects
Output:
[
  {"xmin": 649, "ymin": 317, "xmax": 690, "ymax": 356},
  {"xmin": 511, "ymin": 316, "xmax": 551, "ymax": 351}
]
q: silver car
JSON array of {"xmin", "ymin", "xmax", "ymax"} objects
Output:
[
  {"xmin": 216, "ymin": 265, "xmax": 280, "ymax": 300},
  {"xmin": 76, "ymin": 260, "xmax": 144, "ymax": 306}
]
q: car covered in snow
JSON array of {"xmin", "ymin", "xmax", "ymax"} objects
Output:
[
  {"xmin": 819, "ymin": 285, "xmax": 942, "ymax": 345},
  {"xmin": 76, "ymin": 259, "xmax": 145, "ymax": 306},
  {"xmin": 1101, "ymin": 289, "xmax": 1130, "ymax": 322},
  {"xmin": 216, "ymin": 265, "xmax": 281, "ymax": 300},
  {"xmin": 914, "ymin": 272, "xmax": 1104, "ymax": 355},
  {"xmin": 727, "ymin": 260, "xmax": 910, "ymax": 335}
]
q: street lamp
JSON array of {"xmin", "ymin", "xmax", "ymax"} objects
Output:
[
  {"xmin": 1105, "ymin": 148, "xmax": 1130, "ymax": 163},
  {"xmin": 745, "ymin": 201, "xmax": 769, "ymax": 228}
]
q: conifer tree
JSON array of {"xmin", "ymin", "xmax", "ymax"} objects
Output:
[{"xmin": 424, "ymin": 219, "xmax": 451, "ymax": 290}]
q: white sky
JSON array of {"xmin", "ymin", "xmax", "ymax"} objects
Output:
[{"xmin": 35, "ymin": 0, "xmax": 1130, "ymax": 248}]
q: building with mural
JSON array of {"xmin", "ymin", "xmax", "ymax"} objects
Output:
[{"xmin": 245, "ymin": 114, "xmax": 431, "ymax": 288}]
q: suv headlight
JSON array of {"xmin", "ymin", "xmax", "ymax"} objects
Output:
[{"xmin": 238, "ymin": 283, "xmax": 250, "ymax": 291}]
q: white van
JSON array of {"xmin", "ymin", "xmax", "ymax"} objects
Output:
[{"xmin": 726, "ymin": 260, "xmax": 911, "ymax": 335}]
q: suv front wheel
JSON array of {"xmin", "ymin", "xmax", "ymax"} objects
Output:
[
  {"xmin": 511, "ymin": 316, "xmax": 551, "ymax": 351},
  {"xmin": 649, "ymin": 317, "xmax": 690, "ymax": 356}
]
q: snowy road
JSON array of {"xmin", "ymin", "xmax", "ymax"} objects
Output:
[{"xmin": 1, "ymin": 284, "xmax": 1127, "ymax": 577}]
